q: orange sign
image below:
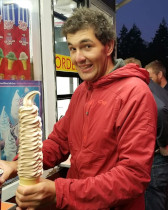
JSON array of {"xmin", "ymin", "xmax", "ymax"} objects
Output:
[{"xmin": 56, "ymin": 54, "xmax": 77, "ymax": 73}]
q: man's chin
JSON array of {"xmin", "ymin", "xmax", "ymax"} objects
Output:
[{"xmin": 79, "ymin": 72, "xmax": 97, "ymax": 82}]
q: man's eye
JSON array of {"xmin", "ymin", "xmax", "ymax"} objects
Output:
[
  {"xmin": 85, "ymin": 45, "xmax": 91, "ymax": 49},
  {"xmin": 69, "ymin": 47, "xmax": 76, "ymax": 52}
]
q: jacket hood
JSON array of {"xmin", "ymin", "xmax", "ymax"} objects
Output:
[{"xmin": 86, "ymin": 60, "xmax": 150, "ymax": 88}]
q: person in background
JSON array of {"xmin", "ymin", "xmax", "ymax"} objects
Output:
[
  {"xmin": 145, "ymin": 59, "xmax": 168, "ymax": 210},
  {"xmin": 125, "ymin": 57, "xmax": 168, "ymax": 210},
  {"xmin": 0, "ymin": 8, "xmax": 157, "ymax": 210},
  {"xmin": 146, "ymin": 80, "xmax": 168, "ymax": 210},
  {"xmin": 145, "ymin": 60, "xmax": 168, "ymax": 91},
  {"xmin": 124, "ymin": 57, "xmax": 142, "ymax": 67}
]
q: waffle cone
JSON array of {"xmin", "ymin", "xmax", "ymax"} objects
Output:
[{"xmin": 19, "ymin": 177, "xmax": 40, "ymax": 186}]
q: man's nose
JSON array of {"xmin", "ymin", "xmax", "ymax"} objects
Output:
[{"xmin": 75, "ymin": 50, "xmax": 85, "ymax": 63}]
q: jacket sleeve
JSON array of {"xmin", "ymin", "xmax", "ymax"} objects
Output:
[{"xmin": 55, "ymin": 87, "xmax": 157, "ymax": 209}]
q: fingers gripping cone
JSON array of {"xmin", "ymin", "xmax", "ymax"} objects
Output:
[{"xmin": 18, "ymin": 91, "xmax": 43, "ymax": 186}]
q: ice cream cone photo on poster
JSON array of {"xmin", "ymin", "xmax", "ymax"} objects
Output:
[
  {"xmin": 19, "ymin": 52, "xmax": 28, "ymax": 70},
  {"xmin": 6, "ymin": 51, "xmax": 17, "ymax": 70}
]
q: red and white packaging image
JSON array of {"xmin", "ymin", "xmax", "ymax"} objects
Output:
[{"xmin": 2, "ymin": 3, "xmax": 31, "ymax": 80}]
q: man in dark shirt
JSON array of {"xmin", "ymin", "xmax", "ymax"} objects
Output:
[
  {"xmin": 145, "ymin": 60, "xmax": 168, "ymax": 91},
  {"xmin": 145, "ymin": 80, "xmax": 168, "ymax": 210},
  {"xmin": 125, "ymin": 58, "xmax": 168, "ymax": 210}
]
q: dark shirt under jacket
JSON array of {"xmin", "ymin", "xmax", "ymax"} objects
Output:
[
  {"xmin": 149, "ymin": 80, "xmax": 168, "ymax": 149},
  {"xmin": 164, "ymin": 83, "xmax": 168, "ymax": 91},
  {"xmin": 145, "ymin": 80, "xmax": 168, "ymax": 210},
  {"xmin": 149, "ymin": 80, "xmax": 168, "ymax": 103}
]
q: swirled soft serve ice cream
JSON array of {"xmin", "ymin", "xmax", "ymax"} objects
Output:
[{"xmin": 18, "ymin": 91, "xmax": 43, "ymax": 185}]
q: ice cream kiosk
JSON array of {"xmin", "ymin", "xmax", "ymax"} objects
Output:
[{"xmin": 0, "ymin": 0, "xmax": 116, "ymax": 208}]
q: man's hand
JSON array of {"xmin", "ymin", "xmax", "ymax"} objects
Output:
[
  {"xmin": 0, "ymin": 160, "xmax": 18, "ymax": 185},
  {"xmin": 15, "ymin": 178, "xmax": 56, "ymax": 210}
]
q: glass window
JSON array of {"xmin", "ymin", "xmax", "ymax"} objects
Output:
[
  {"xmin": 57, "ymin": 99, "xmax": 71, "ymax": 120},
  {"xmin": 53, "ymin": 0, "xmax": 80, "ymax": 120},
  {"xmin": 54, "ymin": 0, "xmax": 77, "ymax": 18},
  {"xmin": 57, "ymin": 77, "xmax": 78, "ymax": 95},
  {"xmin": 54, "ymin": 19, "xmax": 69, "ymax": 56}
]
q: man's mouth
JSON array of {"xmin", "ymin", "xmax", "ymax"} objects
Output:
[{"xmin": 78, "ymin": 64, "xmax": 93, "ymax": 72}]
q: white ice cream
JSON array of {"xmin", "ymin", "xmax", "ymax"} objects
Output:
[
  {"xmin": 18, "ymin": 91, "xmax": 43, "ymax": 180},
  {"xmin": 11, "ymin": 89, "xmax": 20, "ymax": 123},
  {"xmin": 0, "ymin": 106, "xmax": 17, "ymax": 160}
]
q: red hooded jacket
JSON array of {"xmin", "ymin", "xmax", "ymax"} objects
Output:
[{"xmin": 43, "ymin": 62, "xmax": 157, "ymax": 210}]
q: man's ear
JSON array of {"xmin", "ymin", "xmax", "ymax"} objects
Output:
[
  {"xmin": 158, "ymin": 71, "xmax": 163, "ymax": 79},
  {"xmin": 105, "ymin": 40, "xmax": 115, "ymax": 56}
]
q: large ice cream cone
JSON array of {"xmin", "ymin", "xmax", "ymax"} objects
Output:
[
  {"xmin": 21, "ymin": 59, "xmax": 27, "ymax": 70},
  {"xmin": 18, "ymin": 91, "xmax": 43, "ymax": 186},
  {"xmin": 19, "ymin": 177, "xmax": 40, "ymax": 186}
]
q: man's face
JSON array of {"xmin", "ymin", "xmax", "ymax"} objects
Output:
[
  {"xmin": 147, "ymin": 67, "xmax": 161, "ymax": 85},
  {"xmin": 67, "ymin": 28, "xmax": 113, "ymax": 82}
]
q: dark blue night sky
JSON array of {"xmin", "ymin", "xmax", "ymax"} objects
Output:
[{"xmin": 116, "ymin": 0, "xmax": 168, "ymax": 42}]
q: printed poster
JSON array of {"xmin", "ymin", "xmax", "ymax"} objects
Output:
[
  {"xmin": 0, "ymin": 2, "xmax": 31, "ymax": 80},
  {"xmin": 0, "ymin": 80, "xmax": 42, "ymax": 161}
]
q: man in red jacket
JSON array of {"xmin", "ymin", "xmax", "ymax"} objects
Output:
[{"xmin": 0, "ymin": 8, "xmax": 157, "ymax": 210}]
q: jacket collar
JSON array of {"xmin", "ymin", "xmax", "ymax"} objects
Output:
[{"xmin": 85, "ymin": 59, "xmax": 149, "ymax": 89}]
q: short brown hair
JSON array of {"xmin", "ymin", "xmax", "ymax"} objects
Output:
[
  {"xmin": 145, "ymin": 60, "xmax": 166, "ymax": 77},
  {"xmin": 124, "ymin": 57, "xmax": 142, "ymax": 67},
  {"xmin": 62, "ymin": 8, "xmax": 116, "ymax": 61}
]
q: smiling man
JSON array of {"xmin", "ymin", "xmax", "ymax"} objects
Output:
[
  {"xmin": 0, "ymin": 8, "xmax": 157, "ymax": 210},
  {"xmin": 67, "ymin": 27, "xmax": 114, "ymax": 82}
]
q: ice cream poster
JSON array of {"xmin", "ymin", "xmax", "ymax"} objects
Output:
[
  {"xmin": 0, "ymin": 80, "xmax": 42, "ymax": 161},
  {"xmin": 0, "ymin": 2, "xmax": 31, "ymax": 80}
]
